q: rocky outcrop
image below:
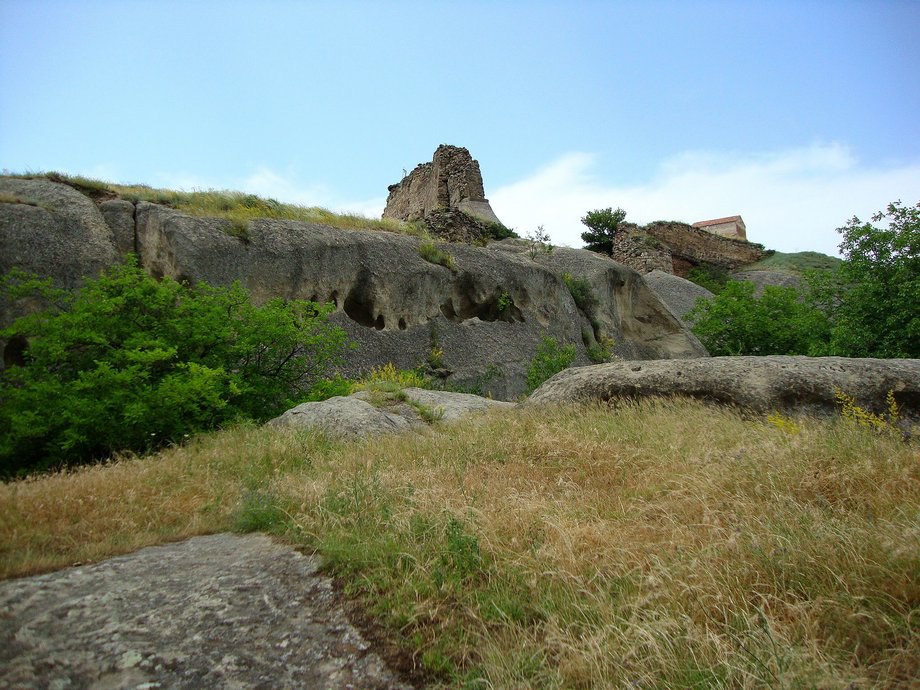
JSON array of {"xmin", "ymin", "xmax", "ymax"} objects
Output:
[
  {"xmin": 0, "ymin": 176, "xmax": 707, "ymax": 397},
  {"xmin": 383, "ymin": 145, "xmax": 502, "ymax": 226},
  {"xmin": 642, "ymin": 270, "xmax": 714, "ymax": 321},
  {"xmin": 730, "ymin": 269, "xmax": 802, "ymax": 295},
  {"xmin": 528, "ymin": 356, "xmax": 920, "ymax": 423},
  {"xmin": 0, "ymin": 534, "xmax": 414, "ymax": 689},
  {"xmin": 0, "ymin": 177, "xmax": 120, "ymax": 328},
  {"xmin": 269, "ymin": 388, "xmax": 515, "ymax": 438}
]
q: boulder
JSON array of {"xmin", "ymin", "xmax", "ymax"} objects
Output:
[
  {"xmin": 401, "ymin": 387, "xmax": 515, "ymax": 422},
  {"xmin": 642, "ymin": 269, "xmax": 713, "ymax": 321},
  {"xmin": 0, "ymin": 177, "xmax": 120, "ymax": 303},
  {"xmin": 528, "ymin": 356, "xmax": 920, "ymax": 422},
  {"xmin": 267, "ymin": 389, "xmax": 515, "ymax": 438},
  {"xmin": 267, "ymin": 395, "xmax": 414, "ymax": 438}
]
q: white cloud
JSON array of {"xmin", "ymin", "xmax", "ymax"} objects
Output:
[{"xmin": 490, "ymin": 144, "xmax": 920, "ymax": 257}]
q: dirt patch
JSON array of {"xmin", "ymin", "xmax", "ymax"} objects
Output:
[{"xmin": 0, "ymin": 533, "xmax": 418, "ymax": 689}]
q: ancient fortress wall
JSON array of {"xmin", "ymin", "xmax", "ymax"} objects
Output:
[
  {"xmin": 614, "ymin": 221, "xmax": 765, "ymax": 276},
  {"xmin": 383, "ymin": 145, "xmax": 501, "ymax": 225}
]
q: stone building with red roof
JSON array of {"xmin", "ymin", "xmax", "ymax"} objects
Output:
[{"xmin": 691, "ymin": 215, "xmax": 747, "ymax": 241}]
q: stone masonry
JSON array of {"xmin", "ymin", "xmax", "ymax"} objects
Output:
[
  {"xmin": 383, "ymin": 145, "xmax": 502, "ymax": 226},
  {"xmin": 613, "ymin": 221, "xmax": 765, "ymax": 277}
]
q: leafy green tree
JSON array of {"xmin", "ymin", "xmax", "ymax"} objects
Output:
[
  {"xmin": 580, "ymin": 207, "xmax": 627, "ymax": 255},
  {"xmin": 827, "ymin": 201, "xmax": 919, "ymax": 357},
  {"xmin": 686, "ymin": 280, "xmax": 830, "ymax": 356},
  {"xmin": 0, "ymin": 259, "xmax": 349, "ymax": 476}
]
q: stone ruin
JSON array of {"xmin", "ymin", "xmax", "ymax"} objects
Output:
[
  {"xmin": 611, "ymin": 220, "xmax": 766, "ymax": 277},
  {"xmin": 383, "ymin": 145, "xmax": 504, "ymax": 236}
]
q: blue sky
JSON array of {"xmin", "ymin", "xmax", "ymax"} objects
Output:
[{"xmin": 2, "ymin": 1, "xmax": 918, "ymax": 256}]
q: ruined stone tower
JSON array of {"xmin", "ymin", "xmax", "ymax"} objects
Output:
[{"xmin": 383, "ymin": 145, "xmax": 503, "ymax": 226}]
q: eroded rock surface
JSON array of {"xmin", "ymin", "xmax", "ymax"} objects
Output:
[
  {"xmin": 0, "ymin": 176, "xmax": 707, "ymax": 396},
  {"xmin": 268, "ymin": 388, "xmax": 515, "ymax": 437},
  {"xmin": 528, "ymin": 356, "xmax": 920, "ymax": 423},
  {"xmin": 0, "ymin": 533, "xmax": 414, "ymax": 689},
  {"xmin": 642, "ymin": 269, "xmax": 714, "ymax": 321}
]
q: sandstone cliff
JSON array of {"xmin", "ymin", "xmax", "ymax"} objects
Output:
[{"xmin": 0, "ymin": 176, "xmax": 707, "ymax": 398}]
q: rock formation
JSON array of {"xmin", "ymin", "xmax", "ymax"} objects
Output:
[
  {"xmin": 0, "ymin": 533, "xmax": 415, "ymax": 688},
  {"xmin": 383, "ymin": 145, "xmax": 503, "ymax": 227},
  {"xmin": 641, "ymin": 270, "xmax": 714, "ymax": 322},
  {"xmin": 0, "ymin": 176, "xmax": 706, "ymax": 399},
  {"xmin": 528, "ymin": 356, "xmax": 920, "ymax": 424},
  {"xmin": 269, "ymin": 388, "xmax": 515, "ymax": 438}
]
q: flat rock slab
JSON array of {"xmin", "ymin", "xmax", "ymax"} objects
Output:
[
  {"xmin": 268, "ymin": 389, "xmax": 516, "ymax": 438},
  {"xmin": 0, "ymin": 533, "xmax": 413, "ymax": 690},
  {"xmin": 529, "ymin": 356, "xmax": 920, "ymax": 422}
]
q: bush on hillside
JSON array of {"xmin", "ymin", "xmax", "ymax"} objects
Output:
[
  {"xmin": 526, "ymin": 336, "xmax": 577, "ymax": 393},
  {"xmin": 686, "ymin": 280, "xmax": 830, "ymax": 356},
  {"xmin": 0, "ymin": 259, "xmax": 349, "ymax": 476}
]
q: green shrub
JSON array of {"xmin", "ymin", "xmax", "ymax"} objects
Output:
[
  {"xmin": 418, "ymin": 241, "xmax": 456, "ymax": 271},
  {"xmin": 352, "ymin": 363, "xmax": 433, "ymax": 392},
  {"xmin": 526, "ymin": 336, "xmax": 577, "ymax": 394},
  {"xmin": 561, "ymin": 272, "xmax": 598, "ymax": 312},
  {"xmin": 686, "ymin": 264, "xmax": 731, "ymax": 294},
  {"xmin": 686, "ymin": 280, "xmax": 830, "ymax": 356},
  {"xmin": 486, "ymin": 221, "xmax": 518, "ymax": 241},
  {"xmin": 0, "ymin": 259, "xmax": 349, "ymax": 476},
  {"xmin": 302, "ymin": 374, "xmax": 355, "ymax": 402},
  {"xmin": 585, "ymin": 334, "xmax": 615, "ymax": 363}
]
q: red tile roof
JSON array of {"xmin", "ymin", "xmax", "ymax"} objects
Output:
[{"xmin": 692, "ymin": 215, "xmax": 744, "ymax": 228}]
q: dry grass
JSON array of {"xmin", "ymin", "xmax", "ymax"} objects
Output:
[
  {"xmin": 0, "ymin": 423, "xmax": 335, "ymax": 578},
  {"xmin": 2, "ymin": 399, "xmax": 918, "ymax": 688},
  {"xmin": 7, "ymin": 171, "xmax": 424, "ymax": 236}
]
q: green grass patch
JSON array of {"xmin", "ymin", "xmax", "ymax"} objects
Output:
[
  {"xmin": 418, "ymin": 240, "xmax": 457, "ymax": 271},
  {"xmin": 744, "ymin": 250, "xmax": 842, "ymax": 274}
]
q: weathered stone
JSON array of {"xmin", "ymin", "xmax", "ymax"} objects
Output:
[
  {"xmin": 0, "ymin": 534, "xmax": 414, "ymax": 689},
  {"xmin": 401, "ymin": 387, "xmax": 515, "ymax": 422},
  {"xmin": 528, "ymin": 356, "xmax": 920, "ymax": 423},
  {"xmin": 0, "ymin": 176, "xmax": 708, "ymax": 396},
  {"xmin": 731, "ymin": 269, "xmax": 802, "ymax": 295},
  {"xmin": 268, "ymin": 395, "xmax": 414, "ymax": 437},
  {"xmin": 0, "ymin": 178, "xmax": 121, "ymax": 362},
  {"xmin": 490, "ymin": 240, "xmax": 709, "ymax": 362},
  {"xmin": 0, "ymin": 178, "xmax": 119, "ymax": 299},
  {"xmin": 127, "ymin": 204, "xmax": 706, "ymax": 398},
  {"xmin": 99, "ymin": 198, "xmax": 137, "ymax": 256},
  {"xmin": 268, "ymin": 388, "xmax": 515, "ymax": 437},
  {"xmin": 642, "ymin": 269, "xmax": 714, "ymax": 321},
  {"xmin": 383, "ymin": 145, "xmax": 502, "ymax": 226},
  {"xmin": 611, "ymin": 220, "xmax": 766, "ymax": 276}
]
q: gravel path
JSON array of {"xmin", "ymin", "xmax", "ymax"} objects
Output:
[{"xmin": 0, "ymin": 534, "xmax": 416, "ymax": 689}]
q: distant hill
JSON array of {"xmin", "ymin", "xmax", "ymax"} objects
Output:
[{"xmin": 742, "ymin": 250, "xmax": 842, "ymax": 275}]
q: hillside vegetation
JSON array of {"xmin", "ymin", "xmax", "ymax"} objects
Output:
[
  {"xmin": 2, "ymin": 400, "xmax": 917, "ymax": 688},
  {"xmin": 743, "ymin": 250, "xmax": 842, "ymax": 274},
  {"xmin": 7, "ymin": 171, "xmax": 422, "ymax": 236}
]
